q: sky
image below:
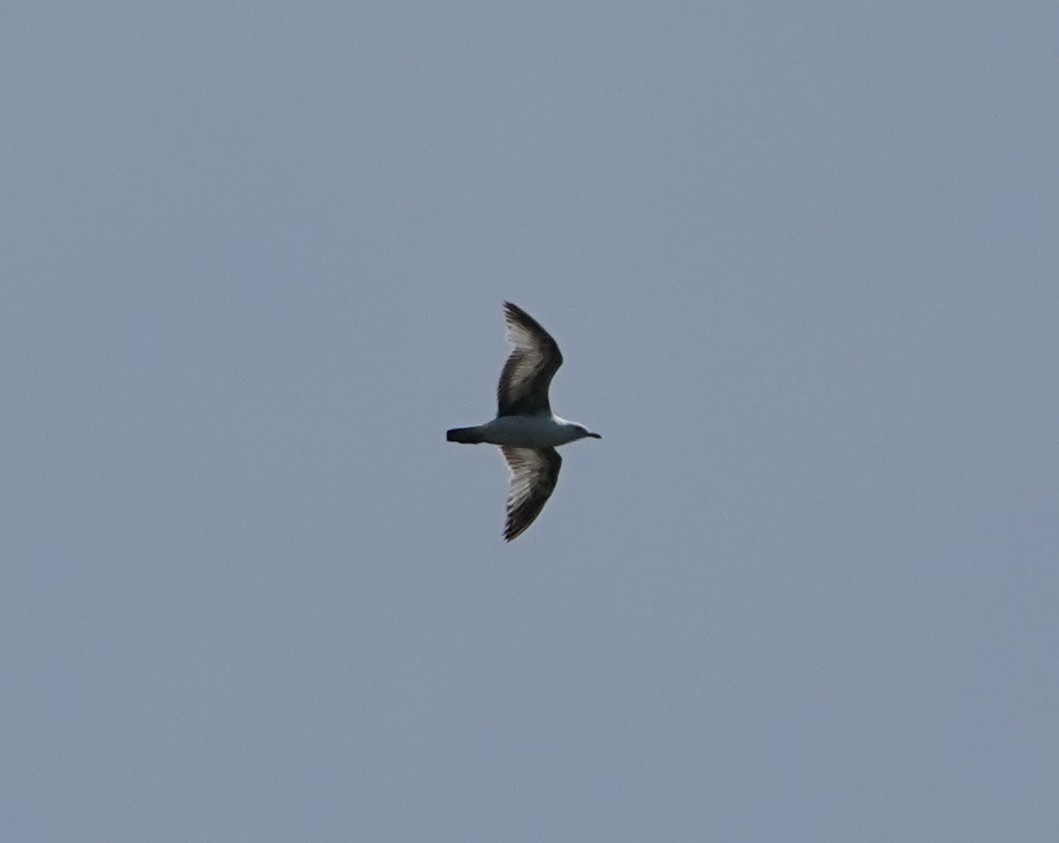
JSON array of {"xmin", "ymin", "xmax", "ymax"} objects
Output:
[{"xmin": 3, "ymin": 2, "xmax": 1058, "ymax": 841}]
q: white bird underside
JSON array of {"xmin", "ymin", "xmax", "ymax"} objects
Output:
[
  {"xmin": 447, "ymin": 302, "xmax": 600, "ymax": 541},
  {"xmin": 460, "ymin": 414, "xmax": 593, "ymax": 448}
]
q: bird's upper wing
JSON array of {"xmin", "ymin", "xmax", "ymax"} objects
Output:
[
  {"xmin": 497, "ymin": 302, "xmax": 563, "ymax": 417},
  {"xmin": 500, "ymin": 446, "xmax": 562, "ymax": 541}
]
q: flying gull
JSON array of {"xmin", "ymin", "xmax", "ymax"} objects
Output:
[{"xmin": 447, "ymin": 302, "xmax": 602, "ymax": 541}]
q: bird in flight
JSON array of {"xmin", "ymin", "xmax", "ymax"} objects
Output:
[{"xmin": 447, "ymin": 302, "xmax": 602, "ymax": 541}]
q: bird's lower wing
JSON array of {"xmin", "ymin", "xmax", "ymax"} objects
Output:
[{"xmin": 500, "ymin": 446, "xmax": 562, "ymax": 541}]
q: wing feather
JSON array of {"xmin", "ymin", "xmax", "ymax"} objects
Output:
[
  {"xmin": 500, "ymin": 447, "xmax": 562, "ymax": 541},
  {"xmin": 497, "ymin": 302, "xmax": 563, "ymax": 417}
]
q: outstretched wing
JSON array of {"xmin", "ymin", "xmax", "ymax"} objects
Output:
[
  {"xmin": 500, "ymin": 446, "xmax": 562, "ymax": 541},
  {"xmin": 497, "ymin": 302, "xmax": 564, "ymax": 417}
]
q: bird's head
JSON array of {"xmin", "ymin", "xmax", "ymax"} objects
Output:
[{"xmin": 574, "ymin": 424, "xmax": 602, "ymax": 441}]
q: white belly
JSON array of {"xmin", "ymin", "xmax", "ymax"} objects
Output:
[{"xmin": 476, "ymin": 415, "xmax": 578, "ymax": 447}]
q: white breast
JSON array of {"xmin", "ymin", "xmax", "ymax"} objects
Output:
[{"xmin": 477, "ymin": 415, "xmax": 579, "ymax": 447}]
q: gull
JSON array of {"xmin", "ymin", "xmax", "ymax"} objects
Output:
[{"xmin": 447, "ymin": 302, "xmax": 602, "ymax": 541}]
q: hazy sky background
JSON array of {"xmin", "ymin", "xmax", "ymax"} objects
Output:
[{"xmin": 3, "ymin": 3, "xmax": 1057, "ymax": 841}]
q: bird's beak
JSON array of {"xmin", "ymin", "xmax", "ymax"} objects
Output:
[{"xmin": 588, "ymin": 432, "xmax": 602, "ymax": 439}]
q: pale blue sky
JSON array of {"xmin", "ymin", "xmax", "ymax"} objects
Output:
[{"xmin": 3, "ymin": 3, "xmax": 1057, "ymax": 841}]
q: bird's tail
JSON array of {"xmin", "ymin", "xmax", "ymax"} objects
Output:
[{"xmin": 447, "ymin": 426, "xmax": 483, "ymax": 444}]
